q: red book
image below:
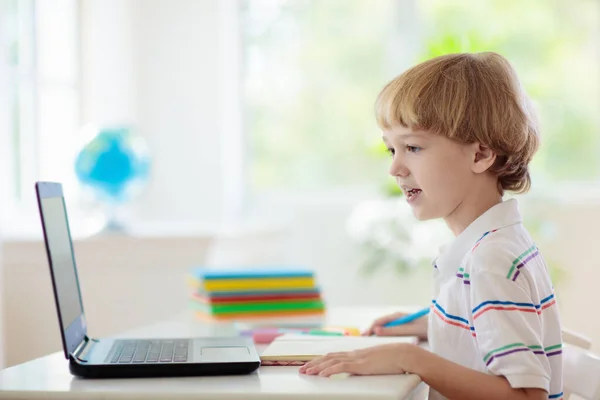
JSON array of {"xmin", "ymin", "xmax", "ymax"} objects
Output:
[{"xmin": 193, "ymin": 292, "xmax": 321, "ymax": 304}]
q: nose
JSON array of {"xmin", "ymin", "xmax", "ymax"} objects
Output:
[{"xmin": 388, "ymin": 155, "xmax": 410, "ymax": 178}]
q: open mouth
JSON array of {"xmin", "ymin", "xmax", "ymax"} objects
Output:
[{"xmin": 403, "ymin": 187, "xmax": 422, "ymax": 201}]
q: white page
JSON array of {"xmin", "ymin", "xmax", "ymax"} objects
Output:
[{"xmin": 261, "ymin": 334, "xmax": 418, "ymax": 360}]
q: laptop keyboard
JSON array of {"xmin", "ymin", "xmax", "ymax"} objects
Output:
[{"xmin": 107, "ymin": 339, "xmax": 189, "ymax": 364}]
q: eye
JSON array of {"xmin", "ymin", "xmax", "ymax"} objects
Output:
[
  {"xmin": 406, "ymin": 145, "xmax": 422, "ymax": 153},
  {"xmin": 386, "ymin": 147, "xmax": 395, "ymax": 156}
]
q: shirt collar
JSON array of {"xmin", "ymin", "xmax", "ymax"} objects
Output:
[{"xmin": 434, "ymin": 198, "xmax": 523, "ymax": 273}]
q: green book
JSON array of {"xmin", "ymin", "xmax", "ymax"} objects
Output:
[{"xmin": 191, "ymin": 299, "xmax": 325, "ymax": 315}]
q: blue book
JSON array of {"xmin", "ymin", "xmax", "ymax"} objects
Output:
[{"xmin": 191, "ymin": 267, "xmax": 315, "ymax": 281}]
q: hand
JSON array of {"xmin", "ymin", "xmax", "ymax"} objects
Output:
[
  {"xmin": 362, "ymin": 311, "xmax": 428, "ymax": 339},
  {"xmin": 298, "ymin": 343, "xmax": 420, "ymax": 377}
]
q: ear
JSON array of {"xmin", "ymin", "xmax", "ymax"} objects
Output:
[{"xmin": 470, "ymin": 143, "xmax": 497, "ymax": 174}]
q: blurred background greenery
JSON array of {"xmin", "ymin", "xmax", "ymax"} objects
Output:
[{"xmin": 243, "ymin": 0, "xmax": 599, "ymax": 196}]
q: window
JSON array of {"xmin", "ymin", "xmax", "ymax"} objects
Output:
[
  {"xmin": 418, "ymin": 0, "xmax": 600, "ymax": 184},
  {"xmin": 241, "ymin": 0, "xmax": 410, "ymax": 198},
  {"xmin": 1, "ymin": 0, "xmax": 80, "ymax": 226},
  {"xmin": 241, "ymin": 0, "xmax": 600, "ymax": 200}
]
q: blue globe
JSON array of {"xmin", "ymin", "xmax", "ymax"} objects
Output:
[{"xmin": 74, "ymin": 126, "xmax": 151, "ymax": 205}]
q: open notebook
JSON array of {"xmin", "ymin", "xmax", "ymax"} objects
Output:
[{"xmin": 260, "ymin": 333, "xmax": 419, "ymax": 366}]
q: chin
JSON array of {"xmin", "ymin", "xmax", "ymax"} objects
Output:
[
  {"xmin": 411, "ymin": 208, "xmax": 436, "ymax": 221},
  {"xmin": 410, "ymin": 202, "xmax": 445, "ymax": 221}
]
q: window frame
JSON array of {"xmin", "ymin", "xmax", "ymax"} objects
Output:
[{"xmin": 1, "ymin": 0, "xmax": 81, "ymax": 235}]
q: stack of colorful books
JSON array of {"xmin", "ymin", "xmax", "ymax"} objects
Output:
[{"xmin": 188, "ymin": 268, "xmax": 326, "ymax": 321}]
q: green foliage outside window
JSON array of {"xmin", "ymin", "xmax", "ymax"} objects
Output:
[{"xmin": 244, "ymin": 0, "xmax": 599, "ymax": 195}]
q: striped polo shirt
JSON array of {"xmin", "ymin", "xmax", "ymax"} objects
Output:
[{"xmin": 427, "ymin": 199, "xmax": 563, "ymax": 400}]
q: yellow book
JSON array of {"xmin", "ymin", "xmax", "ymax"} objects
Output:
[{"xmin": 191, "ymin": 277, "xmax": 316, "ymax": 292}]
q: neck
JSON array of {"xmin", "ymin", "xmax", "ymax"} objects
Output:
[{"xmin": 444, "ymin": 183, "xmax": 502, "ymax": 237}]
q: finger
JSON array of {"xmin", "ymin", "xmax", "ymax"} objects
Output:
[
  {"xmin": 300, "ymin": 356, "xmax": 326, "ymax": 372},
  {"xmin": 361, "ymin": 327, "xmax": 373, "ymax": 336},
  {"xmin": 300, "ymin": 351, "xmax": 350, "ymax": 372},
  {"xmin": 319, "ymin": 361, "xmax": 358, "ymax": 377},
  {"xmin": 362, "ymin": 323, "xmax": 389, "ymax": 336},
  {"xmin": 304, "ymin": 358, "xmax": 345, "ymax": 375},
  {"xmin": 361, "ymin": 324, "xmax": 384, "ymax": 336},
  {"xmin": 374, "ymin": 324, "xmax": 422, "ymax": 337},
  {"xmin": 302, "ymin": 351, "xmax": 354, "ymax": 373},
  {"xmin": 362, "ymin": 313, "xmax": 407, "ymax": 335},
  {"xmin": 324, "ymin": 351, "xmax": 351, "ymax": 358},
  {"xmin": 360, "ymin": 329, "xmax": 376, "ymax": 336},
  {"xmin": 372, "ymin": 312, "xmax": 405, "ymax": 326}
]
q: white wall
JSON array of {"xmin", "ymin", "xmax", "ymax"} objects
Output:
[
  {"xmin": 80, "ymin": 0, "xmax": 137, "ymax": 124},
  {"xmin": 80, "ymin": 0, "xmax": 234, "ymax": 227}
]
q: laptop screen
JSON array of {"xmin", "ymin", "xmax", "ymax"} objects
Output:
[{"xmin": 36, "ymin": 182, "xmax": 87, "ymax": 358}]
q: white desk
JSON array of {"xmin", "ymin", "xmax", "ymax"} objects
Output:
[{"xmin": 0, "ymin": 306, "xmax": 427, "ymax": 400}]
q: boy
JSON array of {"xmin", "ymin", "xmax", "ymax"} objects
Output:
[{"xmin": 299, "ymin": 52, "xmax": 563, "ymax": 400}]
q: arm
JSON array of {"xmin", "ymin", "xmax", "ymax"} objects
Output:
[
  {"xmin": 410, "ymin": 346, "xmax": 547, "ymax": 400},
  {"xmin": 300, "ymin": 342, "xmax": 546, "ymax": 400}
]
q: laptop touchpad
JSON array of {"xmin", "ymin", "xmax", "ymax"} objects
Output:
[{"xmin": 200, "ymin": 346, "xmax": 251, "ymax": 362}]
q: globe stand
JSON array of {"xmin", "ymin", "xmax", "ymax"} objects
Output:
[
  {"xmin": 100, "ymin": 204, "xmax": 130, "ymax": 234},
  {"xmin": 103, "ymin": 218, "xmax": 127, "ymax": 234}
]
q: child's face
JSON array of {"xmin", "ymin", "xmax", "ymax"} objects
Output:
[{"xmin": 382, "ymin": 126, "xmax": 479, "ymax": 222}]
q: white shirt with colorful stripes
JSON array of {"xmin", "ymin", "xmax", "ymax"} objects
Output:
[{"xmin": 427, "ymin": 198, "xmax": 563, "ymax": 400}]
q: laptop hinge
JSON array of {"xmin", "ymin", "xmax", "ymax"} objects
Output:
[{"xmin": 72, "ymin": 336, "xmax": 96, "ymax": 362}]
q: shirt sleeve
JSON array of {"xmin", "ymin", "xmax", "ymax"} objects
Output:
[{"xmin": 470, "ymin": 249, "xmax": 552, "ymax": 392}]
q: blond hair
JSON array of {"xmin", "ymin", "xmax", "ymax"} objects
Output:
[{"xmin": 375, "ymin": 52, "xmax": 539, "ymax": 194}]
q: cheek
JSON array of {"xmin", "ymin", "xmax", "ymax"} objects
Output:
[
  {"xmin": 417, "ymin": 179, "xmax": 465, "ymax": 220},
  {"xmin": 422, "ymin": 157, "xmax": 471, "ymax": 202}
]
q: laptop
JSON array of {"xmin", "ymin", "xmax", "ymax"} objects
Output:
[{"xmin": 35, "ymin": 181, "xmax": 261, "ymax": 378}]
